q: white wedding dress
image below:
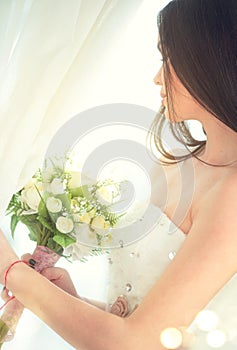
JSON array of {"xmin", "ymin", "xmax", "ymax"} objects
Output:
[{"xmin": 106, "ymin": 204, "xmax": 237, "ymax": 349}]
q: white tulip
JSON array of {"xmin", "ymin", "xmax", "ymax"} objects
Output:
[
  {"xmin": 79, "ymin": 212, "xmax": 91, "ymax": 224},
  {"xmin": 42, "ymin": 167, "xmax": 54, "ymax": 183},
  {"xmin": 50, "ymin": 178, "xmax": 65, "ymax": 195},
  {"xmin": 46, "ymin": 197, "xmax": 62, "ymax": 213},
  {"xmin": 24, "ymin": 178, "xmax": 38, "ymax": 189},
  {"xmin": 56, "ymin": 216, "xmax": 74, "ymax": 234},
  {"xmin": 104, "ymin": 221, "xmax": 111, "ymax": 230},
  {"xmin": 91, "ymin": 215, "xmax": 106, "ymax": 230},
  {"xmin": 68, "ymin": 171, "xmax": 82, "ymax": 189},
  {"xmin": 96, "ymin": 184, "xmax": 119, "ymax": 203},
  {"xmin": 73, "ymin": 214, "xmax": 81, "ymax": 222}
]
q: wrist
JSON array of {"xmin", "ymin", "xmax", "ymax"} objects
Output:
[
  {"xmin": 0, "ymin": 257, "xmax": 19, "ymax": 285},
  {"xmin": 2, "ymin": 260, "xmax": 31, "ymax": 293}
]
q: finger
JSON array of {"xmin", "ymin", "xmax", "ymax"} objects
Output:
[
  {"xmin": 21, "ymin": 253, "xmax": 33, "ymax": 261},
  {"xmin": 21, "ymin": 254, "xmax": 37, "ymax": 269},
  {"xmin": 41, "ymin": 267, "xmax": 64, "ymax": 281},
  {"xmin": 1, "ymin": 287, "xmax": 10, "ymax": 302}
]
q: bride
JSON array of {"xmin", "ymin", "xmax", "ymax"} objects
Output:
[{"xmin": 0, "ymin": 0, "xmax": 237, "ymax": 348}]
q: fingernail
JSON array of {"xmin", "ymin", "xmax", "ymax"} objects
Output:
[{"xmin": 29, "ymin": 258, "xmax": 36, "ymax": 266}]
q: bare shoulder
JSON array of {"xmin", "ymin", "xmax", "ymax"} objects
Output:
[
  {"xmin": 193, "ymin": 170, "xmax": 237, "ymax": 229},
  {"xmin": 188, "ymin": 170, "xmax": 237, "ymax": 272},
  {"xmin": 149, "ymin": 151, "xmax": 190, "ymax": 184},
  {"xmin": 127, "ymin": 172, "xmax": 237, "ymax": 349}
]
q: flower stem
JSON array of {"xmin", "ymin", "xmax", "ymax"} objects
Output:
[{"xmin": 41, "ymin": 229, "xmax": 52, "ymax": 246}]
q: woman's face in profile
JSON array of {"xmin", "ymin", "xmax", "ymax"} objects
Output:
[{"xmin": 153, "ymin": 56, "xmax": 207, "ymax": 123}]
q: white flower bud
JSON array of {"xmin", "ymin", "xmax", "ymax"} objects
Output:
[
  {"xmin": 56, "ymin": 216, "xmax": 74, "ymax": 234},
  {"xmin": 46, "ymin": 197, "xmax": 62, "ymax": 213},
  {"xmin": 88, "ymin": 208, "xmax": 96, "ymax": 218},
  {"xmin": 50, "ymin": 178, "xmax": 65, "ymax": 195}
]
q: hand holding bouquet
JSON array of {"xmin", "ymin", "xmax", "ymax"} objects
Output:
[{"xmin": 0, "ymin": 160, "xmax": 124, "ymax": 347}]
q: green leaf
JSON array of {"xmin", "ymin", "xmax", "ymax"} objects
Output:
[
  {"xmin": 28, "ymin": 231, "xmax": 37, "ymax": 242},
  {"xmin": 47, "ymin": 237, "xmax": 63, "ymax": 255},
  {"xmin": 38, "ymin": 199, "xmax": 49, "ymax": 219},
  {"xmin": 55, "ymin": 193, "xmax": 71, "ymax": 211},
  {"xmin": 27, "ymin": 224, "xmax": 42, "ymax": 244},
  {"xmin": 69, "ymin": 185, "xmax": 90, "ymax": 199},
  {"xmin": 53, "ymin": 233, "xmax": 76, "ymax": 248},
  {"xmin": 19, "ymin": 215, "xmax": 42, "ymax": 244},
  {"xmin": 47, "ymin": 237, "xmax": 56, "ymax": 250},
  {"xmin": 10, "ymin": 214, "xmax": 19, "ymax": 238},
  {"xmin": 37, "ymin": 215, "xmax": 55, "ymax": 232}
]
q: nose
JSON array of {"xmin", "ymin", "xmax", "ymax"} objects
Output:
[{"xmin": 153, "ymin": 67, "xmax": 162, "ymax": 85}]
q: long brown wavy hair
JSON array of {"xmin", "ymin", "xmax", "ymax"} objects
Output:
[{"xmin": 147, "ymin": 0, "xmax": 237, "ymax": 167}]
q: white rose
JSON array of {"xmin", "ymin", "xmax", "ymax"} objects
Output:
[
  {"xmin": 79, "ymin": 212, "xmax": 91, "ymax": 224},
  {"xmin": 50, "ymin": 178, "xmax": 65, "ymax": 195},
  {"xmin": 56, "ymin": 216, "xmax": 74, "ymax": 234},
  {"xmin": 46, "ymin": 197, "xmax": 62, "ymax": 213},
  {"xmin": 20, "ymin": 183, "xmax": 42, "ymax": 211}
]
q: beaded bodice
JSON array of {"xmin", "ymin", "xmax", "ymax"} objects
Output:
[
  {"xmin": 105, "ymin": 204, "xmax": 237, "ymax": 349},
  {"xmin": 106, "ymin": 205, "xmax": 187, "ymax": 313}
]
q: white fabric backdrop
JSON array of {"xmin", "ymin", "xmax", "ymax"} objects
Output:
[
  {"xmin": 0, "ymin": 1, "xmax": 172, "ymax": 349},
  {"xmin": 0, "ymin": 0, "xmax": 148, "ymax": 219}
]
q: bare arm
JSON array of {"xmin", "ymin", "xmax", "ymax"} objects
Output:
[
  {"xmin": 41, "ymin": 267, "xmax": 108, "ymax": 311},
  {"xmin": 22, "ymin": 254, "xmax": 107, "ymax": 311},
  {"xmin": 2, "ymin": 175, "xmax": 237, "ymax": 350}
]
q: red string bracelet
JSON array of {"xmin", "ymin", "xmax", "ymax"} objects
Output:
[{"xmin": 0, "ymin": 260, "xmax": 29, "ymax": 311}]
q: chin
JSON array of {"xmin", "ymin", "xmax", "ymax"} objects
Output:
[{"xmin": 168, "ymin": 109, "xmax": 190, "ymax": 123}]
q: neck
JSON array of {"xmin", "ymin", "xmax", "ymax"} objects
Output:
[{"xmin": 197, "ymin": 117, "xmax": 237, "ymax": 167}]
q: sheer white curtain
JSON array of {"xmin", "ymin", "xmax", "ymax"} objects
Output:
[
  {"xmin": 0, "ymin": 0, "xmax": 145, "ymax": 219},
  {"xmin": 0, "ymin": 1, "xmax": 171, "ymax": 349}
]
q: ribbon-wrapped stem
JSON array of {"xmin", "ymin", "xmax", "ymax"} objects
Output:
[{"xmin": 0, "ymin": 245, "xmax": 60, "ymax": 347}]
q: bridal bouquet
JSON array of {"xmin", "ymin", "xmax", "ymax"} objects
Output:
[{"xmin": 0, "ymin": 160, "xmax": 124, "ymax": 347}]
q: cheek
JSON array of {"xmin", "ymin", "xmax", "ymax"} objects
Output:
[
  {"xmin": 173, "ymin": 94, "xmax": 203, "ymax": 120},
  {"xmin": 169, "ymin": 82, "xmax": 203, "ymax": 120},
  {"xmin": 164, "ymin": 94, "xmax": 203, "ymax": 122}
]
